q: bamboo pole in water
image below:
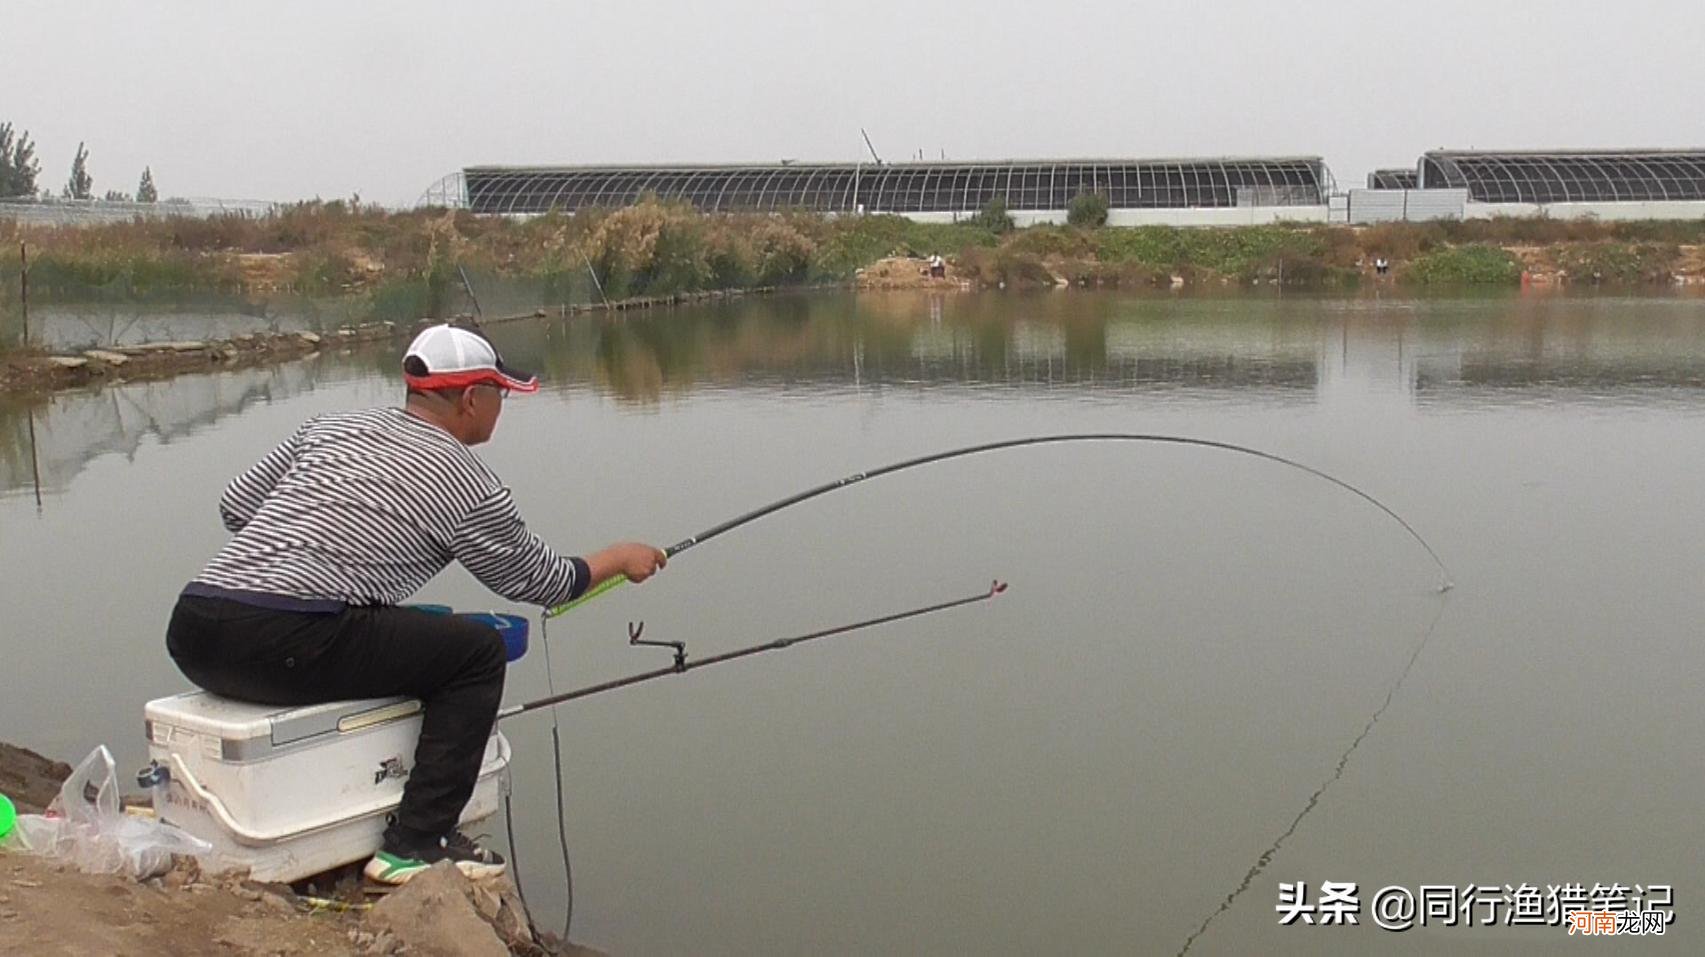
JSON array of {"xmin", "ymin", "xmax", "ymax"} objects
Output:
[
  {"xmin": 17, "ymin": 242, "xmax": 27, "ymax": 345},
  {"xmin": 27, "ymin": 406, "xmax": 42, "ymax": 509}
]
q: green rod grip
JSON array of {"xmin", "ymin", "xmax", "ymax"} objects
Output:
[{"xmin": 545, "ymin": 573, "xmax": 629, "ymax": 619}]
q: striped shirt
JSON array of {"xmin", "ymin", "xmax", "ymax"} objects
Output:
[{"xmin": 192, "ymin": 407, "xmax": 588, "ymax": 608}]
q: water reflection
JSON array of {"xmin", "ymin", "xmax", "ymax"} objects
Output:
[
  {"xmin": 0, "ymin": 271, "xmax": 597, "ymax": 351},
  {"xmin": 8, "ymin": 290, "xmax": 1705, "ymax": 498},
  {"xmin": 0, "ymin": 353, "xmax": 380, "ymax": 497}
]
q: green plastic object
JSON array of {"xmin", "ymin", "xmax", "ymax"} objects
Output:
[
  {"xmin": 545, "ymin": 573, "xmax": 628, "ymax": 619},
  {"xmin": 0, "ymin": 792, "xmax": 15, "ymax": 841}
]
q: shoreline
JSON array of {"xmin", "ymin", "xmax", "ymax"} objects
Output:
[
  {"xmin": 0, "ymin": 285, "xmax": 787, "ymax": 399},
  {"xmin": 0, "ymin": 740, "xmax": 601, "ymax": 956},
  {"xmin": 6, "ymin": 252, "xmax": 1705, "ymax": 400}
]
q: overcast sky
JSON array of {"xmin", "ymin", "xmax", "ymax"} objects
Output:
[{"xmin": 10, "ymin": 0, "xmax": 1703, "ymax": 206}]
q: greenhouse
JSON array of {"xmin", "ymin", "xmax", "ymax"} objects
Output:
[
  {"xmin": 1367, "ymin": 168, "xmax": 1419, "ymax": 190},
  {"xmin": 1418, "ymin": 150, "xmax": 1705, "ymax": 203},
  {"xmin": 459, "ymin": 158, "xmax": 1331, "ymax": 216}
]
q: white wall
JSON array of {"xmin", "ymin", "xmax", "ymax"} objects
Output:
[
  {"xmin": 1346, "ymin": 189, "xmax": 1468, "ymax": 224},
  {"xmin": 897, "ymin": 206, "xmax": 1331, "ymax": 227},
  {"xmin": 1465, "ymin": 200, "xmax": 1705, "ymax": 222}
]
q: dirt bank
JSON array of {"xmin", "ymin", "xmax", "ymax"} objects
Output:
[
  {"xmin": 0, "ymin": 742, "xmax": 601, "ymax": 956},
  {"xmin": 855, "ymin": 255, "xmax": 968, "ymax": 290},
  {"xmin": 0, "ymin": 744, "xmax": 70, "ymax": 815},
  {"xmin": 1, "ymin": 328, "xmax": 366, "ymax": 396}
]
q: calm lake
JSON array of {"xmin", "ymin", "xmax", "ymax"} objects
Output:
[{"xmin": 4, "ymin": 289, "xmax": 1703, "ymax": 954}]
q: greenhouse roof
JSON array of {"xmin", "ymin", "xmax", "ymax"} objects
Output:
[
  {"xmin": 461, "ymin": 157, "xmax": 1331, "ymax": 215},
  {"xmin": 1419, "ymin": 149, "xmax": 1705, "ymax": 203}
]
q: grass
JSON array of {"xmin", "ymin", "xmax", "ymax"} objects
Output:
[
  {"xmin": 1403, "ymin": 244, "xmax": 1524, "ymax": 284},
  {"xmin": 1553, "ymin": 242, "xmax": 1680, "ymax": 284},
  {"xmin": 3, "ymin": 202, "xmax": 1700, "ymax": 310}
]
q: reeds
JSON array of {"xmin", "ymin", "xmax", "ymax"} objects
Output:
[{"xmin": 3, "ymin": 201, "xmax": 1702, "ymax": 300}]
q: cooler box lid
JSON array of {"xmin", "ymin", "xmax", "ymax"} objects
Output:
[{"xmin": 146, "ymin": 691, "xmax": 421, "ymax": 759}]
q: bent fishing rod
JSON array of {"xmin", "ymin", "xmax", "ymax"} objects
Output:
[
  {"xmin": 503, "ymin": 579, "xmax": 1007, "ymax": 719},
  {"xmin": 545, "ymin": 433, "xmax": 1453, "ymax": 621}
]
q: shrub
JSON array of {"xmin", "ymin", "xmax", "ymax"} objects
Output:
[
  {"xmin": 1403, "ymin": 244, "xmax": 1523, "ymax": 284},
  {"xmin": 1066, "ymin": 192, "xmax": 1109, "ymax": 228},
  {"xmin": 971, "ymin": 198, "xmax": 1014, "ymax": 234},
  {"xmin": 1009, "ymin": 225, "xmax": 1095, "ymax": 258},
  {"xmin": 954, "ymin": 246, "xmax": 1055, "ymax": 286},
  {"xmin": 1555, "ymin": 242, "xmax": 1679, "ymax": 284},
  {"xmin": 1355, "ymin": 222, "xmax": 1445, "ymax": 261}
]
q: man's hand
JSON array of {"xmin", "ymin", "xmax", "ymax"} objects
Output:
[{"xmin": 587, "ymin": 542, "xmax": 668, "ymax": 586}]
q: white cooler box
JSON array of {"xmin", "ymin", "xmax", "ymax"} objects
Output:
[{"xmin": 143, "ymin": 691, "xmax": 511, "ymax": 884}]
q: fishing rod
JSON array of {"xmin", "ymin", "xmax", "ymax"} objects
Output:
[
  {"xmin": 508, "ymin": 581, "xmax": 1005, "ymax": 938},
  {"xmin": 546, "ymin": 434, "xmax": 1452, "ymax": 620},
  {"xmin": 503, "ymin": 580, "xmax": 1006, "ymax": 720},
  {"xmin": 457, "ymin": 265, "xmax": 484, "ymax": 324}
]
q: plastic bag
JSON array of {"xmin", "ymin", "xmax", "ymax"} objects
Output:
[{"xmin": 1, "ymin": 745, "xmax": 210, "ymax": 879}]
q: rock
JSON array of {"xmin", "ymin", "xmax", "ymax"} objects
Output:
[
  {"xmin": 84, "ymin": 350, "xmax": 130, "ymax": 366},
  {"xmin": 298, "ymin": 332, "xmax": 322, "ymax": 344},
  {"xmin": 367, "ymin": 862, "xmax": 509, "ymax": 957},
  {"xmin": 47, "ymin": 356, "xmax": 89, "ymax": 369},
  {"xmin": 235, "ymin": 334, "xmax": 256, "ymax": 342},
  {"xmin": 231, "ymin": 877, "xmax": 298, "ymax": 916},
  {"xmin": 469, "ymin": 882, "xmax": 502, "ymax": 922},
  {"xmin": 0, "ymin": 744, "xmax": 70, "ymax": 814}
]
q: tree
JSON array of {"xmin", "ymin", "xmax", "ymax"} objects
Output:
[
  {"xmin": 0, "ymin": 122, "xmax": 41, "ymax": 198},
  {"xmin": 137, "ymin": 166, "xmax": 157, "ymax": 203},
  {"xmin": 63, "ymin": 141, "xmax": 93, "ymax": 200},
  {"xmin": 103, "ymin": 189, "xmax": 131, "ymax": 202},
  {"xmin": 1067, "ymin": 192, "xmax": 1109, "ymax": 228},
  {"xmin": 972, "ymin": 197, "xmax": 1015, "ymax": 234}
]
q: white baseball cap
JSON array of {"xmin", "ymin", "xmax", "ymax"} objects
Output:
[{"xmin": 402, "ymin": 324, "xmax": 538, "ymax": 393}]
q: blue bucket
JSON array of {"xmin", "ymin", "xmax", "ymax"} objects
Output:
[
  {"xmin": 462, "ymin": 612, "xmax": 530, "ymax": 663},
  {"xmin": 404, "ymin": 605, "xmax": 529, "ymax": 662}
]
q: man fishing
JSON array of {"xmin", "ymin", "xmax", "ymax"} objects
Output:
[{"xmin": 164, "ymin": 323, "xmax": 666, "ymax": 885}]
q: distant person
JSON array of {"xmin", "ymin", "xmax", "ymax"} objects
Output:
[
  {"xmin": 165, "ymin": 324, "xmax": 667, "ymax": 885},
  {"xmin": 1375, "ymin": 257, "xmax": 1390, "ymax": 276},
  {"xmin": 929, "ymin": 253, "xmax": 946, "ymax": 279}
]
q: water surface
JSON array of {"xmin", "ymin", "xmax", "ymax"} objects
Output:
[{"xmin": 4, "ymin": 289, "xmax": 1703, "ymax": 954}]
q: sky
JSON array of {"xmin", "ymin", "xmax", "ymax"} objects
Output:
[{"xmin": 9, "ymin": 0, "xmax": 1704, "ymax": 207}]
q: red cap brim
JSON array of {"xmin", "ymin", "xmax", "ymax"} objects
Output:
[{"xmin": 405, "ymin": 369, "xmax": 539, "ymax": 393}]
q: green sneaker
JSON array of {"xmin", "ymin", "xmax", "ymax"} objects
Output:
[{"xmin": 363, "ymin": 831, "xmax": 508, "ymax": 885}]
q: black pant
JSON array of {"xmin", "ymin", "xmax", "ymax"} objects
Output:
[{"xmin": 166, "ymin": 594, "xmax": 506, "ymax": 846}]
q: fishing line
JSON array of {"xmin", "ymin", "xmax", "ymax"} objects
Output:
[
  {"xmin": 514, "ymin": 581, "xmax": 1005, "ymax": 941},
  {"xmin": 537, "ymin": 613, "xmax": 575, "ymax": 941},
  {"xmin": 546, "ymin": 433, "xmax": 1453, "ymax": 620},
  {"xmin": 518, "ymin": 434, "xmax": 1450, "ymax": 942},
  {"xmin": 1173, "ymin": 596, "xmax": 1450, "ymax": 956}
]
